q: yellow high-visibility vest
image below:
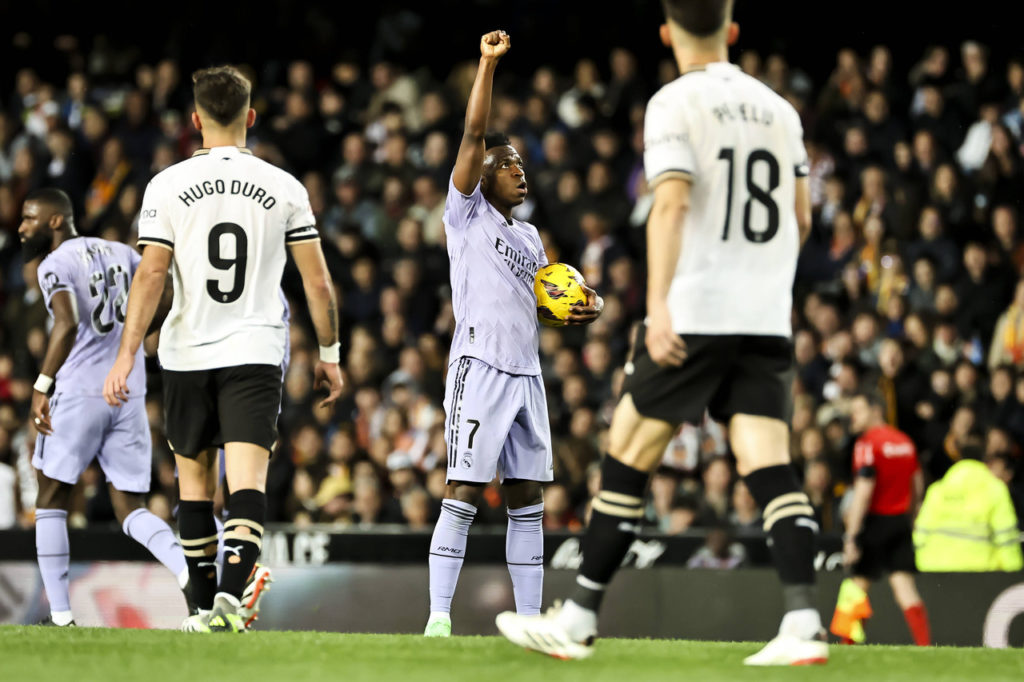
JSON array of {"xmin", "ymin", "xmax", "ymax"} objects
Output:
[{"xmin": 914, "ymin": 460, "xmax": 1023, "ymax": 572}]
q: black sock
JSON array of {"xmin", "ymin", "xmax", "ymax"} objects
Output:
[
  {"xmin": 219, "ymin": 489, "xmax": 266, "ymax": 600},
  {"xmin": 744, "ymin": 464, "xmax": 818, "ymax": 612},
  {"xmin": 178, "ymin": 500, "xmax": 218, "ymax": 611},
  {"xmin": 571, "ymin": 456, "xmax": 649, "ymax": 613}
]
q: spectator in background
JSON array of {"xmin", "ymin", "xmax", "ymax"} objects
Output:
[
  {"xmin": 957, "ymin": 242, "xmax": 1013, "ymax": 349},
  {"xmin": 991, "ymin": 205, "xmax": 1024, "ymax": 273},
  {"xmin": 915, "ymin": 438, "xmax": 1023, "ymax": 572},
  {"xmin": 695, "ymin": 458, "xmax": 731, "ymax": 527},
  {"xmin": 989, "ymin": 279, "xmax": 1024, "ymax": 369},
  {"xmin": 3, "ymin": 30, "xmax": 1024, "ymax": 541},
  {"xmin": 904, "ymin": 206, "xmax": 960, "ymax": 283},
  {"xmin": 686, "ymin": 525, "xmax": 747, "ymax": 569},
  {"xmin": 543, "ymin": 483, "xmax": 581, "ymax": 531},
  {"xmin": 728, "ymin": 480, "xmax": 761, "ymax": 531},
  {"xmin": 804, "ymin": 458, "xmax": 840, "ymax": 532}
]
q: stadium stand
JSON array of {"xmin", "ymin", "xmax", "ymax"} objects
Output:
[{"xmin": 0, "ymin": 13, "xmax": 1022, "ymax": 555}]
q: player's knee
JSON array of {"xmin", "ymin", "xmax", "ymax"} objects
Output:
[
  {"xmin": 178, "ymin": 475, "xmax": 213, "ymax": 502},
  {"xmin": 607, "ymin": 396, "xmax": 673, "ymax": 472},
  {"xmin": 110, "ymin": 491, "xmax": 145, "ymax": 525},
  {"xmin": 729, "ymin": 415, "xmax": 790, "ymax": 476},
  {"xmin": 36, "ymin": 477, "xmax": 71, "ymax": 510},
  {"xmin": 503, "ymin": 479, "xmax": 543, "ymax": 508},
  {"xmin": 445, "ymin": 481, "xmax": 484, "ymax": 505}
]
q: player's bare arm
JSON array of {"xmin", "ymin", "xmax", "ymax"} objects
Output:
[
  {"xmin": 289, "ymin": 240, "xmax": 344, "ymax": 408},
  {"xmin": 645, "ymin": 177, "xmax": 690, "ymax": 367},
  {"xmin": 30, "ymin": 290, "xmax": 77, "ymax": 435},
  {"xmin": 795, "ymin": 176, "xmax": 812, "ymax": 247},
  {"xmin": 843, "ymin": 476, "xmax": 877, "ymax": 566},
  {"xmin": 103, "ymin": 245, "xmax": 171, "ymax": 406},
  {"xmin": 452, "ymin": 30, "xmax": 510, "ymax": 195}
]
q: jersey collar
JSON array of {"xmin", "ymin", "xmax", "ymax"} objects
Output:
[
  {"xmin": 681, "ymin": 62, "xmax": 740, "ymax": 77},
  {"xmin": 192, "ymin": 146, "xmax": 253, "ymax": 157}
]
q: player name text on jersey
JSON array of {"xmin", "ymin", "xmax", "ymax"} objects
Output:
[
  {"xmin": 177, "ymin": 179, "xmax": 278, "ymax": 210},
  {"xmin": 710, "ymin": 101, "xmax": 775, "ymax": 126}
]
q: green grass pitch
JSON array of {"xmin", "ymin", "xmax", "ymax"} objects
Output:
[{"xmin": 1, "ymin": 627, "xmax": 1021, "ymax": 682}]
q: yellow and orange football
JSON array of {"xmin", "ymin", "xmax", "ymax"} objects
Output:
[{"xmin": 534, "ymin": 263, "xmax": 587, "ymax": 327}]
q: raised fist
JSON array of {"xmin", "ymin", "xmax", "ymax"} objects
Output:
[{"xmin": 480, "ymin": 30, "xmax": 511, "ymax": 59}]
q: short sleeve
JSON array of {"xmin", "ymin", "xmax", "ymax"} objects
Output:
[
  {"xmin": 37, "ymin": 255, "xmax": 73, "ymax": 313},
  {"xmin": 285, "ymin": 178, "xmax": 319, "ymax": 245},
  {"xmin": 643, "ymin": 91, "xmax": 696, "ymax": 186},
  {"xmin": 137, "ymin": 178, "xmax": 175, "ymax": 251},
  {"xmin": 783, "ymin": 103, "xmax": 809, "ymax": 178},
  {"xmin": 531, "ymin": 229, "xmax": 549, "ymax": 268},
  {"xmin": 443, "ymin": 173, "xmax": 485, "ymax": 234},
  {"xmin": 853, "ymin": 439, "xmax": 876, "ymax": 477}
]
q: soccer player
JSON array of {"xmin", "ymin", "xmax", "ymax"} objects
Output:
[
  {"xmin": 102, "ymin": 66, "xmax": 343, "ymax": 632},
  {"xmin": 831, "ymin": 392, "xmax": 930, "ymax": 646},
  {"xmin": 423, "ymin": 30, "xmax": 603, "ymax": 637},
  {"xmin": 497, "ymin": 0, "xmax": 826, "ymax": 665},
  {"xmin": 19, "ymin": 188, "xmax": 190, "ymax": 626}
]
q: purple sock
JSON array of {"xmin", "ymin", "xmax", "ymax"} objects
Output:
[
  {"xmin": 35, "ymin": 509, "xmax": 71, "ymax": 614},
  {"xmin": 506, "ymin": 503, "xmax": 544, "ymax": 615},
  {"xmin": 428, "ymin": 499, "xmax": 477, "ymax": 614},
  {"xmin": 122, "ymin": 508, "xmax": 188, "ymax": 584}
]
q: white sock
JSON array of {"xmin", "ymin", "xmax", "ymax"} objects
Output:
[
  {"xmin": 50, "ymin": 609, "xmax": 74, "ymax": 626},
  {"xmin": 176, "ymin": 568, "xmax": 190, "ymax": 590},
  {"xmin": 505, "ymin": 503, "xmax": 544, "ymax": 615},
  {"xmin": 779, "ymin": 608, "xmax": 822, "ymax": 639},
  {"xmin": 559, "ymin": 599, "xmax": 599, "ymax": 642},
  {"xmin": 214, "ymin": 591, "xmax": 241, "ymax": 612},
  {"xmin": 122, "ymin": 508, "xmax": 188, "ymax": 579},
  {"xmin": 428, "ymin": 499, "xmax": 477, "ymax": 614}
]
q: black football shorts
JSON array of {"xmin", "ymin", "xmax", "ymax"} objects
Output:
[
  {"xmin": 162, "ymin": 364, "xmax": 282, "ymax": 457},
  {"xmin": 853, "ymin": 513, "xmax": 917, "ymax": 580},
  {"xmin": 622, "ymin": 324, "xmax": 794, "ymax": 425}
]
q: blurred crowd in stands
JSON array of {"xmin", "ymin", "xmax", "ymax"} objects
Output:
[{"xmin": 1, "ymin": 33, "xmax": 1022, "ymax": 566}]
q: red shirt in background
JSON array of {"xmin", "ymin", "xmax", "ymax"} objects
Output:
[{"xmin": 852, "ymin": 424, "xmax": 919, "ymax": 516}]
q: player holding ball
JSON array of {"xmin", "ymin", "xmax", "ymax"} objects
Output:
[{"xmin": 424, "ymin": 29, "xmax": 603, "ymax": 638}]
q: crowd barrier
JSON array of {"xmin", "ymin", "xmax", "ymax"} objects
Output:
[{"xmin": 1, "ymin": 528, "xmax": 1020, "ymax": 647}]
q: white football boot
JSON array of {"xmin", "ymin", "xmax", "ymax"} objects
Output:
[
  {"xmin": 744, "ymin": 609, "xmax": 828, "ymax": 666},
  {"xmin": 238, "ymin": 563, "xmax": 274, "ymax": 628},
  {"xmin": 495, "ymin": 600, "xmax": 596, "ymax": 660}
]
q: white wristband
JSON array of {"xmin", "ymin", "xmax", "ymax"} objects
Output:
[
  {"xmin": 34, "ymin": 374, "xmax": 54, "ymax": 394},
  {"xmin": 319, "ymin": 343, "xmax": 341, "ymax": 364}
]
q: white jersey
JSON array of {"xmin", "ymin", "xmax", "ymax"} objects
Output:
[
  {"xmin": 643, "ymin": 62, "xmax": 808, "ymax": 337},
  {"xmin": 138, "ymin": 146, "xmax": 318, "ymax": 371}
]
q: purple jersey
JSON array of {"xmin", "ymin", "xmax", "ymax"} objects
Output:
[
  {"xmin": 444, "ymin": 175, "xmax": 547, "ymax": 376},
  {"xmin": 37, "ymin": 237, "xmax": 146, "ymax": 398}
]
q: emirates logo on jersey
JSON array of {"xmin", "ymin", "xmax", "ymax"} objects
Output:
[{"xmin": 542, "ymin": 280, "xmax": 567, "ymax": 299}]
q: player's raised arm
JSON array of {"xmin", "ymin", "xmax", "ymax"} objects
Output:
[
  {"xmin": 30, "ymin": 290, "xmax": 77, "ymax": 435},
  {"xmin": 452, "ymin": 30, "xmax": 511, "ymax": 195},
  {"xmin": 103, "ymin": 245, "xmax": 171, "ymax": 406},
  {"xmin": 645, "ymin": 178, "xmax": 690, "ymax": 367},
  {"xmin": 289, "ymin": 240, "xmax": 344, "ymax": 408}
]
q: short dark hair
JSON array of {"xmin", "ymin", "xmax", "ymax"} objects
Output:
[
  {"xmin": 484, "ymin": 132, "xmax": 510, "ymax": 150},
  {"xmin": 660, "ymin": 0, "xmax": 732, "ymax": 37},
  {"xmin": 25, "ymin": 188, "xmax": 74, "ymax": 222},
  {"xmin": 192, "ymin": 66, "xmax": 251, "ymax": 126}
]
